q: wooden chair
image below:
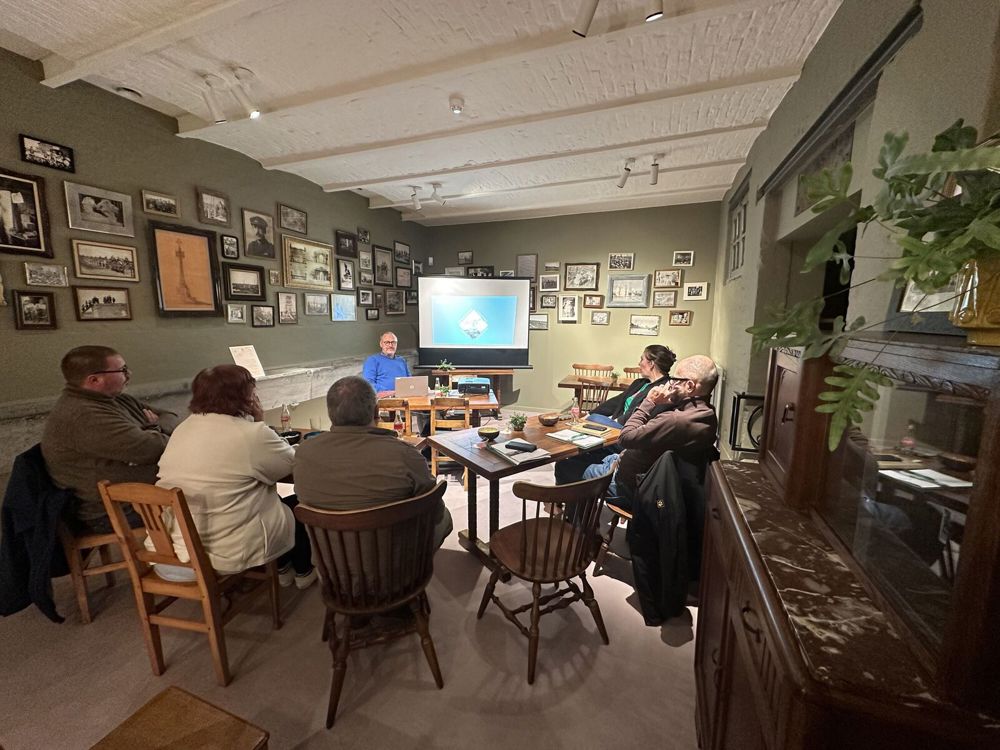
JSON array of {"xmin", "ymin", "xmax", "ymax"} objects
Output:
[
  {"xmin": 293, "ymin": 481, "xmax": 448, "ymax": 728},
  {"xmin": 477, "ymin": 471, "xmax": 614, "ymax": 684},
  {"xmin": 98, "ymin": 480, "xmax": 281, "ymax": 687},
  {"xmin": 376, "ymin": 397, "xmax": 411, "ymax": 435},
  {"xmin": 577, "ymin": 376, "xmax": 611, "ymax": 413},
  {"xmin": 430, "ymin": 396, "xmax": 470, "ymax": 488},
  {"xmin": 623, "ymin": 366, "xmax": 642, "ymax": 378},
  {"xmin": 593, "ymin": 502, "xmax": 633, "ymax": 576},
  {"xmin": 571, "ymin": 363, "xmax": 614, "ymax": 378},
  {"xmin": 57, "ymin": 523, "xmax": 145, "ymax": 623}
]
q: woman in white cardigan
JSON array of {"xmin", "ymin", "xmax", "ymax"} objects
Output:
[{"xmin": 153, "ymin": 365, "xmax": 315, "ymax": 588}]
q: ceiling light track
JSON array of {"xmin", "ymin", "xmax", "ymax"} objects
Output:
[
  {"xmin": 650, "ymin": 153, "xmax": 664, "ymax": 185},
  {"xmin": 410, "ymin": 187, "xmax": 422, "ymax": 211},
  {"xmin": 617, "ymin": 157, "xmax": 635, "ymax": 188}
]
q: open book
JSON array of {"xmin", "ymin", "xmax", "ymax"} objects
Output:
[
  {"xmin": 487, "ymin": 440, "xmax": 551, "ymax": 465},
  {"xmin": 546, "ymin": 429, "xmax": 605, "ymax": 450}
]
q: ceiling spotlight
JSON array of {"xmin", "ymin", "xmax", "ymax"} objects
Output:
[
  {"xmin": 114, "ymin": 86, "xmax": 143, "ymax": 100},
  {"xmin": 430, "ymin": 183, "xmax": 447, "ymax": 206},
  {"xmin": 572, "ymin": 0, "xmax": 600, "ymax": 37},
  {"xmin": 650, "ymin": 154, "xmax": 664, "ymax": 185},
  {"xmin": 410, "ymin": 187, "xmax": 422, "ymax": 211},
  {"xmin": 449, "ymin": 95, "xmax": 464, "ymax": 115},
  {"xmin": 617, "ymin": 158, "xmax": 635, "ymax": 189},
  {"xmin": 202, "ymin": 76, "xmax": 227, "ymax": 125},
  {"xmin": 645, "ymin": 0, "xmax": 664, "ymax": 22},
  {"xmin": 232, "ymin": 67, "xmax": 262, "ymax": 120}
]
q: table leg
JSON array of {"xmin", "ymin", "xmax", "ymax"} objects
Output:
[
  {"xmin": 457, "ymin": 473, "xmax": 510, "ymax": 581},
  {"xmin": 489, "ymin": 478, "xmax": 500, "ymax": 538}
]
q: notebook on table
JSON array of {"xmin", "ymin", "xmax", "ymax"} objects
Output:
[{"xmin": 395, "ymin": 376, "xmax": 428, "ymax": 398}]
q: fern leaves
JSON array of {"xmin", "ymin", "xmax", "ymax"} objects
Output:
[{"xmin": 815, "ymin": 365, "xmax": 892, "ymax": 451}]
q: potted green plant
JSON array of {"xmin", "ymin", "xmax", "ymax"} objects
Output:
[
  {"xmin": 610, "ymin": 371, "xmax": 620, "ymax": 385},
  {"xmin": 508, "ymin": 412, "xmax": 528, "ymax": 432},
  {"xmin": 437, "ymin": 358, "xmax": 455, "ymax": 372},
  {"xmin": 748, "ymin": 120, "xmax": 1000, "ymax": 450}
]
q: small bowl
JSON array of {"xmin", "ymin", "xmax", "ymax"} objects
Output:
[
  {"xmin": 279, "ymin": 430, "xmax": 302, "ymax": 446},
  {"xmin": 477, "ymin": 426, "xmax": 500, "ymax": 442},
  {"xmin": 538, "ymin": 413, "xmax": 560, "ymax": 427}
]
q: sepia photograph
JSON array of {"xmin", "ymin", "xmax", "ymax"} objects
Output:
[
  {"xmin": 629, "ymin": 314, "xmax": 660, "ymax": 336},
  {"xmin": 304, "ymin": 293, "xmax": 329, "ymax": 316},
  {"xmin": 1, "ymin": 169, "xmax": 52, "ymax": 256},
  {"xmin": 278, "ymin": 204, "xmax": 307, "ymax": 234},
  {"xmin": 19, "ymin": 134, "xmax": 74, "ymax": 172},
  {"xmin": 338, "ymin": 258, "xmax": 355, "ymax": 291},
  {"xmin": 222, "ymin": 262, "xmax": 266, "ymax": 301},
  {"xmin": 591, "ymin": 310, "xmax": 610, "ymax": 326},
  {"xmin": 558, "ymin": 294, "xmax": 578, "ymax": 323},
  {"xmin": 607, "ymin": 274, "xmax": 650, "ymax": 307},
  {"xmin": 608, "ymin": 252, "xmax": 634, "ymax": 271},
  {"xmin": 669, "ymin": 310, "xmax": 693, "ymax": 326},
  {"xmin": 283, "ymin": 235, "xmax": 334, "ymax": 291},
  {"xmin": 357, "ymin": 288, "xmax": 374, "ymax": 306},
  {"xmin": 528, "ymin": 313, "xmax": 549, "ymax": 330},
  {"xmin": 365, "ymin": 307, "xmax": 380, "ymax": 321},
  {"xmin": 653, "ymin": 290, "xmax": 678, "ymax": 308},
  {"xmin": 385, "ymin": 289, "xmax": 406, "ymax": 315},
  {"xmin": 251, "ymin": 304, "xmax": 275, "ymax": 327},
  {"xmin": 277, "ymin": 291, "xmax": 298, "ymax": 324},
  {"xmin": 65, "ymin": 181, "xmax": 133, "ymax": 237},
  {"xmin": 13, "ymin": 290, "xmax": 56, "ymax": 329},
  {"xmin": 466, "ymin": 265, "xmax": 493, "ymax": 278},
  {"xmin": 221, "ymin": 235, "xmax": 239, "ymax": 259},
  {"xmin": 683, "ymin": 281, "xmax": 709, "ymax": 301},
  {"xmin": 583, "ymin": 294, "xmax": 604, "ymax": 308},
  {"xmin": 654, "ymin": 269, "xmax": 682, "ymax": 288},
  {"xmin": 393, "ymin": 240, "xmax": 410, "ymax": 265},
  {"xmin": 72, "ymin": 285, "xmax": 132, "ymax": 321},
  {"xmin": 373, "ymin": 245, "xmax": 393, "ymax": 286},
  {"xmin": 148, "ymin": 222, "xmax": 221, "ymax": 316},
  {"xmin": 72, "ymin": 240, "xmax": 138, "ymax": 282},
  {"xmin": 226, "ymin": 304, "xmax": 246, "ymax": 324},
  {"xmin": 335, "ymin": 230, "xmax": 358, "ymax": 258},
  {"xmin": 673, "ymin": 250, "xmax": 694, "ymax": 267},
  {"xmin": 540, "ymin": 294, "xmax": 557, "ymax": 309},
  {"xmin": 24, "ymin": 262, "xmax": 68, "ymax": 287},
  {"xmin": 141, "ymin": 189, "xmax": 179, "ymax": 217},
  {"xmin": 457, "ymin": 250, "xmax": 473, "ymax": 265},
  {"xmin": 243, "ymin": 209, "xmax": 276, "ymax": 258},
  {"xmin": 196, "ymin": 187, "xmax": 230, "ymax": 226},
  {"xmin": 538, "ymin": 273, "xmax": 560, "ymax": 292},
  {"xmin": 564, "ymin": 262, "xmax": 599, "ymax": 291},
  {"xmin": 332, "ymin": 292, "xmax": 357, "ymax": 322},
  {"xmin": 395, "ymin": 266, "xmax": 412, "ymax": 288}
]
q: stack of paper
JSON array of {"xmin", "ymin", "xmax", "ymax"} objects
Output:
[
  {"xmin": 547, "ymin": 429, "xmax": 605, "ymax": 450},
  {"xmin": 879, "ymin": 468, "xmax": 973, "ymax": 489},
  {"xmin": 487, "ymin": 440, "xmax": 551, "ymax": 465}
]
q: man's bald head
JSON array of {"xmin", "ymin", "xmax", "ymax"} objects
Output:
[{"xmin": 674, "ymin": 355, "xmax": 719, "ymax": 398}]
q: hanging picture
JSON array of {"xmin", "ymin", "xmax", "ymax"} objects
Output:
[
  {"xmin": 0, "ymin": 169, "xmax": 51, "ymax": 257},
  {"xmin": 304, "ymin": 293, "xmax": 329, "ymax": 316},
  {"xmin": 251, "ymin": 304, "xmax": 275, "ymax": 327},
  {"xmin": 653, "ymin": 269, "xmax": 682, "ymax": 288},
  {"xmin": 277, "ymin": 291, "xmax": 298, "ymax": 324},
  {"xmin": 282, "ymin": 235, "xmax": 334, "ymax": 291},
  {"xmin": 24, "ymin": 262, "xmax": 69, "ymax": 287},
  {"xmin": 226, "ymin": 304, "xmax": 246, "ymax": 324},
  {"xmin": 332, "ymin": 292, "xmax": 357, "ymax": 321},
  {"xmin": 528, "ymin": 313, "xmax": 549, "ymax": 330},
  {"xmin": 412, "ymin": 259, "xmax": 423, "ymax": 275},
  {"xmin": 366, "ymin": 307, "xmax": 380, "ymax": 321},
  {"xmin": 540, "ymin": 294, "xmax": 557, "ymax": 309},
  {"xmin": 673, "ymin": 250, "xmax": 695, "ymax": 267},
  {"xmin": 338, "ymin": 258, "xmax": 356, "ymax": 291},
  {"xmin": 394, "ymin": 241, "xmax": 411, "ymax": 265},
  {"xmin": 357, "ymin": 227, "xmax": 370, "ymax": 244},
  {"xmin": 385, "ymin": 289, "xmax": 406, "ymax": 315},
  {"xmin": 195, "ymin": 187, "xmax": 231, "ymax": 227},
  {"xmin": 499, "ymin": 270, "xmax": 514, "ymax": 277},
  {"xmin": 19, "ymin": 134, "xmax": 74, "ymax": 172},
  {"xmin": 457, "ymin": 250, "xmax": 473, "ymax": 265},
  {"xmin": 148, "ymin": 222, "xmax": 222, "ymax": 316},
  {"xmin": 243, "ymin": 209, "xmax": 276, "ymax": 258},
  {"xmin": 72, "ymin": 285, "xmax": 132, "ymax": 321},
  {"xmin": 72, "ymin": 240, "xmax": 139, "ymax": 282},
  {"xmin": 335, "ymin": 230, "xmax": 358, "ymax": 258},
  {"xmin": 373, "ymin": 245, "xmax": 393, "ymax": 286},
  {"xmin": 141, "ymin": 189, "xmax": 179, "ymax": 217},
  {"xmin": 268, "ymin": 269, "xmax": 281, "ymax": 285},
  {"xmin": 529, "ymin": 284, "xmax": 536, "ymax": 312},
  {"xmin": 444, "ymin": 266, "xmax": 465, "ymax": 276},
  {"xmin": 683, "ymin": 282, "xmax": 710, "ymax": 301},
  {"xmin": 564, "ymin": 262, "xmax": 599, "ymax": 291},
  {"xmin": 558, "ymin": 294, "xmax": 578, "ymax": 323},
  {"xmin": 607, "ymin": 274, "xmax": 650, "ymax": 308},
  {"xmin": 220, "ymin": 235, "xmax": 240, "ymax": 259},
  {"xmin": 358, "ymin": 288, "xmax": 374, "ymax": 306},
  {"xmin": 395, "ymin": 266, "xmax": 412, "ymax": 288},
  {"xmin": 653, "ymin": 290, "xmax": 678, "ymax": 308},
  {"xmin": 516, "ymin": 253, "xmax": 538, "ymax": 278},
  {"xmin": 359, "ymin": 269, "xmax": 374, "ymax": 285},
  {"xmin": 13, "ymin": 290, "xmax": 56, "ymax": 329},
  {"xmin": 591, "ymin": 311, "xmax": 610, "ymax": 326},
  {"xmin": 669, "ymin": 310, "xmax": 693, "ymax": 326},
  {"xmin": 278, "ymin": 204, "xmax": 307, "ymax": 234},
  {"xmin": 466, "ymin": 265, "xmax": 493, "ymax": 278},
  {"xmin": 406, "ymin": 289, "xmax": 418, "ymax": 304},
  {"xmin": 359, "ymin": 249, "xmax": 373, "ymax": 270},
  {"xmin": 65, "ymin": 181, "xmax": 134, "ymax": 237},
  {"xmin": 538, "ymin": 273, "xmax": 560, "ymax": 292},
  {"xmin": 221, "ymin": 262, "xmax": 267, "ymax": 301},
  {"xmin": 629, "ymin": 314, "xmax": 661, "ymax": 336},
  {"xmin": 583, "ymin": 294, "xmax": 604, "ymax": 308},
  {"xmin": 608, "ymin": 252, "xmax": 634, "ymax": 271}
]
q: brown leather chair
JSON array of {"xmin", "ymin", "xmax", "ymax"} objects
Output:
[
  {"xmin": 293, "ymin": 480, "xmax": 448, "ymax": 728},
  {"xmin": 477, "ymin": 471, "xmax": 614, "ymax": 684}
]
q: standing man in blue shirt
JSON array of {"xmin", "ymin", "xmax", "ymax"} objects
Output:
[{"xmin": 362, "ymin": 331, "xmax": 410, "ymax": 397}]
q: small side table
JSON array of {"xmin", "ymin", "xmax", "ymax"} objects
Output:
[{"xmin": 91, "ymin": 686, "xmax": 268, "ymax": 749}]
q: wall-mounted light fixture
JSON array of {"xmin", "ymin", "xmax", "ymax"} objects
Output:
[
  {"xmin": 617, "ymin": 158, "xmax": 635, "ymax": 188},
  {"xmin": 650, "ymin": 154, "xmax": 664, "ymax": 185},
  {"xmin": 232, "ymin": 67, "xmax": 261, "ymax": 120},
  {"xmin": 572, "ymin": 0, "xmax": 600, "ymax": 37},
  {"xmin": 202, "ymin": 75, "xmax": 228, "ymax": 124},
  {"xmin": 410, "ymin": 187, "xmax": 422, "ymax": 211},
  {"xmin": 430, "ymin": 183, "xmax": 447, "ymax": 205},
  {"xmin": 645, "ymin": 0, "xmax": 664, "ymax": 23}
]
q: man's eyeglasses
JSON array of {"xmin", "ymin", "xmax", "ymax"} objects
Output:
[
  {"xmin": 92, "ymin": 365, "xmax": 130, "ymax": 376},
  {"xmin": 667, "ymin": 376, "xmax": 692, "ymax": 383}
]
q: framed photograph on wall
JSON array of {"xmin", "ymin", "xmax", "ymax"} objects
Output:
[
  {"xmin": 226, "ymin": 304, "xmax": 246, "ymax": 324},
  {"xmin": 72, "ymin": 239, "xmax": 139, "ymax": 282},
  {"xmin": 148, "ymin": 222, "xmax": 222, "ymax": 316},
  {"xmin": 277, "ymin": 291, "xmax": 298, "ymax": 324},
  {"xmin": 19, "ymin": 134, "xmax": 74, "ymax": 172},
  {"xmin": 564, "ymin": 262, "xmax": 599, "ymax": 291},
  {"xmin": 673, "ymin": 250, "xmax": 694, "ymax": 267},
  {"xmin": 558, "ymin": 294, "xmax": 578, "ymax": 323},
  {"xmin": 412, "ymin": 259, "xmax": 423, "ymax": 275},
  {"xmin": 608, "ymin": 252, "xmax": 634, "ymax": 271},
  {"xmin": 629, "ymin": 314, "xmax": 661, "ymax": 336},
  {"xmin": 591, "ymin": 310, "xmax": 610, "ymax": 326},
  {"xmin": 141, "ymin": 189, "xmax": 178, "ymax": 217},
  {"xmin": 337, "ymin": 258, "xmax": 356, "ymax": 291},
  {"xmin": 335, "ymin": 230, "xmax": 358, "ymax": 258},
  {"xmin": 467, "ymin": 265, "xmax": 493, "ymax": 278},
  {"xmin": 251, "ymin": 304, "xmax": 275, "ymax": 327},
  {"xmin": 406, "ymin": 289, "xmax": 418, "ymax": 304},
  {"xmin": 528, "ymin": 313, "xmax": 548, "ymax": 330},
  {"xmin": 385, "ymin": 289, "xmax": 406, "ymax": 315},
  {"xmin": 304, "ymin": 293, "xmax": 329, "ymax": 316},
  {"xmin": 65, "ymin": 181, "xmax": 133, "ymax": 237},
  {"xmin": 457, "ymin": 250, "xmax": 473, "ymax": 265},
  {"xmin": 278, "ymin": 203, "xmax": 307, "ymax": 234},
  {"xmin": 222, "ymin": 262, "xmax": 267, "ymax": 301},
  {"xmin": 373, "ymin": 245, "xmax": 393, "ymax": 286},
  {"xmin": 669, "ymin": 310, "xmax": 693, "ymax": 326},
  {"xmin": 653, "ymin": 269, "xmax": 682, "ymax": 288},
  {"xmin": 332, "ymin": 293, "xmax": 357, "ymax": 321},
  {"xmin": 516, "ymin": 253, "xmax": 538, "ymax": 279},
  {"xmin": 282, "ymin": 235, "xmax": 334, "ymax": 291},
  {"xmin": 242, "ymin": 209, "xmax": 275, "ymax": 258},
  {"xmin": 395, "ymin": 266, "xmax": 412, "ymax": 288},
  {"xmin": 444, "ymin": 266, "xmax": 465, "ymax": 277},
  {"xmin": 359, "ymin": 249, "xmax": 373, "ymax": 270},
  {"xmin": 359, "ymin": 269, "xmax": 374, "ymax": 285},
  {"xmin": 357, "ymin": 227, "xmax": 370, "ymax": 245},
  {"xmin": 13, "ymin": 290, "xmax": 56, "ymax": 329},
  {"xmin": 499, "ymin": 270, "xmax": 514, "ymax": 277},
  {"xmin": 653, "ymin": 290, "xmax": 678, "ymax": 308},
  {"xmin": 358, "ymin": 288, "xmax": 374, "ymax": 306},
  {"xmin": 583, "ymin": 294, "xmax": 604, "ymax": 308},
  {"xmin": 196, "ymin": 187, "xmax": 231, "ymax": 226},
  {"xmin": 683, "ymin": 282, "xmax": 709, "ymax": 301},
  {"xmin": 0, "ymin": 169, "xmax": 51, "ymax": 257},
  {"xmin": 366, "ymin": 307, "xmax": 380, "ymax": 321},
  {"xmin": 72, "ymin": 285, "xmax": 132, "ymax": 321},
  {"xmin": 268, "ymin": 269, "xmax": 281, "ymax": 285},
  {"xmin": 607, "ymin": 274, "xmax": 650, "ymax": 308},
  {"xmin": 24, "ymin": 262, "xmax": 69, "ymax": 287},
  {"xmin": 220, "ymin": 235, "xmax": 239, "ymax": 259},
  {"xmin": 540, "ymin": 294, "xmax": 557, "ymax": 309},
  {"xmin": 538, "ymin": 273, "xmax": 560, "ymax": 292},
  {"xmin": 394, "ymin": 241, "xmax": 411, "ymax": 265}
]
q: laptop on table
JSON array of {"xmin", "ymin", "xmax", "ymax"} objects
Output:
[{"xmin": 395, "ymin": 376, "xmax": 428, "ymax": 398}]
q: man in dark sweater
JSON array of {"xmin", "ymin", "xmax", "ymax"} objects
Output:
[{"xmin": 41, "ymin": 346, "xmax": 179, "ymax": 533}]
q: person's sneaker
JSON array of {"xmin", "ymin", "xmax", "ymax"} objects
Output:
[
  {"xmin": 294, "ymin": 567, "xmax": 318, "ymax": 590},
  {"xmin": 277, "ymin": 564, "xmax": 295, "ymax": 588}
]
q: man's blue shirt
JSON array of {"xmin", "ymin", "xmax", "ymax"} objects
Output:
[{"xmin": 362, "ymin": 353, "xmax": 410, "ymax": 392}]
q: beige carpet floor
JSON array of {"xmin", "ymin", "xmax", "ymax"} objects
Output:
[{"xmin": 0, "ymin": 463, "xmax": 700, "ymax": 750}]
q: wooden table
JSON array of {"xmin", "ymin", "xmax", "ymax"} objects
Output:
[
  {"xmin": 92, "ymin": 686, "xmax": 268, "ymax": 749},
  {"xmin": 426, "ymin": 415, "xmax": 621, "ymax": 570},
  {"xmin": 557, "ymin": 374, "xmax": 634, "ymax": 405},
  {"xmin": 406, "ymin": 391, "xmax": 499, "ymax": 427},
  {"xmin": 428, "ymin": 369, "xmax": 515, "ymax": 404}
]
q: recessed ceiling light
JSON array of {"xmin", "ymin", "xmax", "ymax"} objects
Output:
[
  {"xmin": 114, "ymin": 86, "xmax": 143, "ymax": 100},
  {"xmin": 449, "ymin": 95, "xmax": 464, "ymax": 115}
]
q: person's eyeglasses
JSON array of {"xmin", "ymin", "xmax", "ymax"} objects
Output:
[
  {"xmin": 92, "ymin": 365, "xmax": 130, "ymax": 376},
  {"xmin": 667, "ymin": 376, "xmax": 692, "ymax": 383}
]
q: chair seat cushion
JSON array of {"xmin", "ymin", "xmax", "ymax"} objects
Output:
[{"xmin": 491, "ymin": 518, "xmax": 600, "ymax": 582}]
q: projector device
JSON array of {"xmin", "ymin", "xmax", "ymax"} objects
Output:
[{"xmin": 457, "ymin": 376, "xmax": 491, "ymax": 395}]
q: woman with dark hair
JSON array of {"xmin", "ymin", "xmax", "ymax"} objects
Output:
[{"xmin": 151, "ymin": 365, "xmax": 315, "ymax": 587}]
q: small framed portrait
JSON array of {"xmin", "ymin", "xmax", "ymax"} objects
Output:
[
  {"xmin": 196, "ymin": 187, "xmax": 231, "ymax": 227},
  {"xmin": 394, "ymin": 241, "xmax": 411, "ymax": 265},
  {"xmin": 72, "ymin": 285, "xmax": 132, "ymax": 321},
  {"xmin": 335, "ymin": 230, "xmax": 358, "ymax": 258},
  {"xmin": 607, "ymin": 273, "xmax": 650, "ymax": 308},
  {"xmin": 222, "ymin": 262, "xmax": 267, "ymax": 301},
  {"xmin": 654, "ymin": 269, "xmax": 682, "ymax": 288},
  {"xmin": 0, "ymin": 169, "xmax": 52, "ymax": 257},
  {"xmin": 591, "ymin": 310, "xmax": 610, "ymax": 326},
  {"xmin": 540, "ymin": 294, "xmax": 557, "ymax": 309},
  {"xmin": 457, "ymin": 250, "xmax": 473, "ymax": 265},
  {"xmin": 24, "ymin": 262, "xmax": 69, "ymax": 287},
  {"xmin": 304, "ymin": 293, "xmax": 330, "ymax": 316},
  {"xmin": 466, "ymin": 265, "xmax": 494, "ymax": 278},
  {"xmin": 629, "ymin": 314, "xmax": 661, "ymax": 336},
  {"xmin": 243, "ymin": 209, "xmax": 276, "ymax": 258},
  {"xmin": 528, "ymin": 313, "xmax": 549, "ymax": 331},
  {"xmin": 683, "ymin": 282, "xmax": 710, "ymax": 301},
  {"xmin": 221, "ymin": 235, "xmax": 240, "ymax": 259},
  {"xmin": 669, "ymin": 310, "xmax": 693, "ymax": 326},
  {"xmin": 365, "ymin": 307, "xmax": 380, "ymax": 321},
  {"xmin": 385, "ymin": 289, "xmax": 406, "ymax": 315},
  {"xmin": 72, "ymin": 239, "xmax": 139, "ymax": 282},
  {"xmin": 516, "ymin": 253, "xmax": 538, "ymax": 279},
  {"xmin": 332, "ymin": 292, "xmax": 357, "ymax": 321},
  {"xmin": 412, "ymin": 259, "xmax": 423, "ymax": 275},
  {"xmin": 278, "ymin": 203, "xmax": 307, "ymax": 234},
  {"xmin": 558, "ymin": 294, "xmax": 578, "ymax": 323},
  {"xmin": 538, "ymin": 273, "xmax": 560, "ymax": 292},
  {"xmin": 277, "ymin": 291, "xmax": 298, "ymax": 324},
  {"xmin": 359, "ymin": 249, "xmax": 373, "ymax": 271},
  {"xmin": 583, "ymin": 294, "xmax": 604, "ymax": 308},
  {"xmin": 337, "ymin": 258, "xmax": 356, "ymax": 290},
  {"xmin": 251, "ymin": 304, "xmax": 275, "ymax": 327},
  {"xmin": 13, "ymin": 290, "xmax": 56, "ymax": 329},
  {"xmin": 653, "ymin": 290, "xmax": 678, "ymax": 308},
  {"xmin": 406, "ymin": 289, "xmax": 418, "ymax": 305},
  {"xmin": 673, "ymin": 250, "xmax": 695, "ymax": 267},
  {"xmin": 499, "ymin": 270, "xmax": 515, "ymax": 278},
  {"xmin": 358, "ymin": 288, "xmax": 374, "ymax": 306},
  {"xmin": 608, "ymin": 252, "xmax": 634, "ymax": 271},
  {"xmin": 357, "ymin": 227, "xmax": 370, "ymax": 245},
  {"xmin": 148, "ymin": 221, "xmax": 222, "ymax": 316},
  {"xmin": 19, "ymin": 134, "xmax": 74, "ymax": 172},
  {"xmin": 268, "ymin": 269, "xmax": 281, "ymax": 285},
  {"xmin": 65, "ymin": 181, "xmax": 134, "ymax": 237},
  {"xmin": 283, "ymin": 235, "xmax": 334, "ymax": 291},
  {"xmin": 444, "ymin": 266, "xmax": 465, "ymax": 277},
  {"xmin": 373, "ymin": 245, "xmax": 393, "ymax": 286},
  {"xmin": 359, "ymin": 269, "xmax": 374, "ymax": 285},
  {"xmin": 564, "ymin": 262, "xmax": 599, "ymax": 291},
  {"xmin": 141, "ymin": 189, "xmax": 179, "ymax": 217},
  {"xmin": 226, "ymin": 304, "xmax": 246, "ymax": 324},
  {"xmin": 395, "ymin": 266, "xmax": 412, "ymax": 288}
]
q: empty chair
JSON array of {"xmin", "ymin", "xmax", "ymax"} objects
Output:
[
  {"xmin": 577, "ymin": 376, "xmax": 611, "ymax": 413},
  {"xmin": 571, "ymin": 363, "xmax": 614, "ymax": 379},
  {"xmin": 293, "ymin": 480, "xmax": 448, "ymax": 728},
  {"xmin": 477, "ymin": 471, "xmax": 614, "ymax": 684},
  {"xmin": 99, "ymin": 481, "xmax": 281, "ymax": 686},
  {"xmin": 376, "ymin": 397, "xmax": 411, "ymax": 435},
  {"xmin": 429, "ymin": 396, "xmax": 470, "ymax": 486},
  {"xmin": 623, "ymin": 366, "xmax": 642, "ymax": 378}
]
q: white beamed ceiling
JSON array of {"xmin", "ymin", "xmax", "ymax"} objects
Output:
[{"xmin": 3, "ymin": 0, "xmax": 840, "ymax": 225}]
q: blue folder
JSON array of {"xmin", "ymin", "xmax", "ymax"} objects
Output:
[{"xmin": 585, "ymin": 413, "xmax": 624, "ymax": 429}]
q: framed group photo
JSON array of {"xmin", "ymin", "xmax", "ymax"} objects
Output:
[
  {"xmin": 72, "ymin": 285, "xmax": 132, "ymax": 321},
  {"xmin": 608, "ymin": 252, "xmax": 634, "ymax": 271},
  {"xmin": 222, "ymin": 262, "xmax": 267, "ymax": 302},
  {"xmin": 72, "ymin": 239, "xmax": 139, "ymax": 282},
  {"xmin": 282, "ymin": 235, "xmax": 334, "ymax": 291},
  {"xmin": 538, "ymin": 273, "xmax": 560, "ymax": 292},
  {"xmin": 393, "ymin": 241, "xmax": 411, "ymax": 265},
  {"xmin": 466, "ymin": 265, "xmax": 493, "ymax": 278},
  {"xmin": 148, "ymin": 222, "xmax": 222, "ymax": 316},
  {"xmin": 673, "ymin": 250, "xmax": 695, "ymax": 267},
  {"xmin": 654, "ymin": 269, "xmax": 682, "ymax": 288},
  {"xmin": 1, "ymin": 169, "xmax": 51, "ymax": 257},
  {"xmin": 304, "ymin": 293, "xmax": 330, "ymax": 316},
  {"xmin": 13, "ymin": 290, "xmax": 56, "ymax": 330},
  {"xmin": 24, "ymin": 262, "xmax": 68, "ymax": 287},
  {"xmin": 19, "ymin": 134, "xmax": 74, "ymax": 172},
  {"xmin": 141, "ymin": 189, "xmax": 179, "ymax": 217}
]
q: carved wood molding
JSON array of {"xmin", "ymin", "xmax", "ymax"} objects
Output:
[{"xmin": 838, "ymin": 356, "xmax": 991, "ymax": 401}]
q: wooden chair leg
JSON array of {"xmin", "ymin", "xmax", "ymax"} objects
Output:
[
  {"xmin": 594, "ymin": 518, "xmax": 619, "ymax": 577},
  {"xmin": 477, "ymin": 568, "xmax": 501, "ymax": 619},
  {"xmin": 65, "ymin": 544, "xmax": 92, "ymax": 624},
  {"xmin": 327, "ymin": 615, "xmax": 351, "ymax": 729},
  {"xmin": 204, "ymin": 593, "xmax": 232, "ymax": 686},
  {"xmin": 321, "ymin": 609, "xmax": 333, "ymax": 642},
  {"xmin": 138, "ymin": 592, "xmax": 165, "ymax": 676},
  {"xmin": 528, "ymin": 582, "xmax": 541, "ymax": 685},
  {"xmin": 580, "ymin": 572, "xmax": 609, "ymax": 645},
  {"xmin": 266, "ymin": 560, "xmax": 282, "ymax": 630},
  {"xmin": 410, "ymin": 597, "xmax": 444, "ymax": 688},
  {"xmin": 98, "ymin": 544, "xmax": 117, "ymax": 588}
]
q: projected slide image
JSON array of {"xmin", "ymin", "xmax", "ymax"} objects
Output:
[{"xmin": 431, "ymin": 295, "xmax": 517, "ymax": 346}]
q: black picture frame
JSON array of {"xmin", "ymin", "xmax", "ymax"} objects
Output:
[
  {"xmin": 393, "ymin": 240, "xmax": 411, "ymax": 265},
  {"xmin": 72, "ymin": 285, "xmax": 132, "ymax": 321},
  {"xmin": 466, "ymin": 265, "xmax": 494, "ymax": 278},
  {"xmin": 220, "ymin": 234, "xmax": 240, "ymax": 259},
  {"xmin": 335, "ymin": 230, "xmax": 358, "ymax": 258},
  {"xmin": 564, "ymin": 262, "xmax": 600, "ymax": 291},
  {"xmin": 148, "ymin": 221, "xmax": 223, "ymax": 317},
  {"xmin": 222, "ymin": 261, "xmax": 267, "ymax": 301},
  {"xmin": 13, "ymin": 289, "xmax": 56, "ymax": 329},
  {"xmin": 337, "ymin": 258, "xmax": 356, "ymax": 291},
  {"xmin": 365, "ymin": 307, "xmax": 380, "ymax": 321},
  {"xmin": 251, "ymin": 304, "xmax": 275, "ymax": 327},
  {"xmin": 395, "ymin": 265, "xmax": 412, "ymax": 288},
  {"xmin": 0, "ymin": 168, "xmax": 52, "ymax": 258},
  {"xmin": 196, "ymin": 187, "xmax": 231, "ymax": 226},
  {"xmin": 19, "ymin": 134, "xmax": 75, "ymax": 173},
  {"xmin": 278, "ymin": 203, "xmax": 308, "ymax": 234},
  {"xmin": 373, "ymin": 245, "xmax": 393, "ymax": 286},
  {"xmin": 885, "ymin": 280, "xmax": 964, "ymax": 336}
]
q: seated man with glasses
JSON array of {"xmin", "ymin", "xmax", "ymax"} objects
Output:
[{"xmin": 41, "ymin": 346, "xmax": 179, "ymax": 533}]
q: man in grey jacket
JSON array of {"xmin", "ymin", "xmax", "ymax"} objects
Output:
[{"xmin": 41, "ymin": 346, "xmax": 179, "ymax": 533}]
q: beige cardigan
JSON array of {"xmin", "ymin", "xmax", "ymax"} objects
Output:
[{"xmin": 153, "ymin": 413, "xmax": 295, "ymax": 573}]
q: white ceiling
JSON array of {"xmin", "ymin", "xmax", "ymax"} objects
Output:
[{"xmin": 2, "ymin": 0, "xmax": 840, "ymax": 225}]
